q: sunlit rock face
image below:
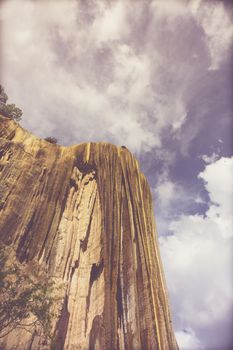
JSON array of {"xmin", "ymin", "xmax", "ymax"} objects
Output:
[{"xmin": 0, "ymin": 115, "xmax": 178, "ymax": 350}]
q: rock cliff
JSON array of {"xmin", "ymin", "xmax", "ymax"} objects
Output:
[{"xmin": 0, "ymin": 115, "xmax": 178, "ymax": 350}]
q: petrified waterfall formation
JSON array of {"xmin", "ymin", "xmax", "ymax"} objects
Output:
[{"xmin": 0, "ymin": 115, "xmax": 178, "ymax": 350}]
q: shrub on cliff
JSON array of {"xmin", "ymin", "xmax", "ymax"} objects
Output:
[
  {"xmin": 44, "ymin": 136, "xmax": 58, "ymax": 144},
  {"xmin": 0, "ymin": 243, "xmax": 57, "ymax": 342},
  {"xmin": 0, "ymin": 84, "xmax": 22, "ymax": 121},
  {"xmin": 1, "ymin": 103, "xmax": 23, "ymax": 121}
]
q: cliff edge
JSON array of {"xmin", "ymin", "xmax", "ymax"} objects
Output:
[{"xmin": 0, "ymin": 115, "xmax": 178, "ymax": 350}]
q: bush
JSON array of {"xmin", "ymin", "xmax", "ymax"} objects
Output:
[
  {"xmin": 44, "ymin": 137, "xmax": 58, "ymax": 144},
  {"xmin": 0, "ymin": 243, "xmax": 57, "ymax": 342},
  {"xmin": 0, "ymin": 85, "xmax": 22, "ymax": 121},
  {"xmin": 1, "ymin": 104, "xmax": 23, "ymax": 121}
]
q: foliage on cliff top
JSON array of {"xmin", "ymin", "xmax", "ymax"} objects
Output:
[
  {"xmin": 44, "ymin": 136, "xmax": 58, "ymax": 144},
  {"xmin": 0, "ymin": 84, "xmax": 23, "ymax": 121}
]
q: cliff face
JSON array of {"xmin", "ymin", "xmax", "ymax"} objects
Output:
[{"xmin": 0, "ymin": 115, "xmax": 178, "ymax": 350}]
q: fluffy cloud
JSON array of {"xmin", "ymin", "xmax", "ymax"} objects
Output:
[
  {"xmin": 153, "ymin": 171, "xmax": 203, "ymax": 236},
  {"xmin": 92, "ymin": 1, "xmax": 129, "ymax": 43},
  {"xmin": 1, "ymin": 0, "xmax": 157, "ymax": 151},
  {"xmin": 191, "ymin": 0, "xmax": 233, "ymax": 70},
  {"xmin": 1, "ymin": 0, "xmax": 231, "ymax": 153},
  {"xmin": 154, "ymin": 174, "xmax": 195, "ymax": 214},
  {"xmin": 200, "ymin": 152, "xmax": 219, "ymax": 164},
  {"xmin": 160, "ymin": 157, "xmax": 233, "ymax": 349},
  {"xmin": 1, "ymin": 0, "xmax": 216, "ymax": 153},
  {"xmin": 175, "ymin": 329, "xmax": 204, "ymax": 350},
  {"xmin": 155, "ymin": 178, "xmax": 177, "ymax": 210},
  {"xmin": 199, "ymin": 157, "xmax": 233, "ymax": 237},
  {"xmin": 152, "ymin": 0, "xmax": 233, "ymax": 70}
]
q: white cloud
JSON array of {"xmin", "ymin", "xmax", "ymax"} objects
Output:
[
  {"xmin": 198, "ymin": 157, "xmax": 233, "ymax": 237},
  {"xmin": 1, "ymin": 0, "xmax": 231, "ymax": 156},
  {"xmin": 194, "ymin": 196, "xmax": 205, "ymax": 204},
  {"xmin": 0, "ymin": 0, "xmax": 194, "ymax": 153},
  {"xmin": 0, "ymin": 0, "xmax": 157, "ymax": 152},
  {"xmin": 160, "ymin": 156, "xmax": 233, "ymax": 349},
  {"xmin": 155, "ymin": 178, "xmax": 177, "ymax": 210},
  {"xmin": 151, "ymin": 0, "xmax": 189, "ymax": 20},
  {"xmin": 189, "ymin": 0, "xmax": 202, "ymax": 15},
  {"xmin": 154, "ymin": 172, "xmax": 189, "ymax": 213},
  {"xmin": 191, "ymin": 0, "xmax": 233, "ymax": 70},
  {"xmin": 151, "ymin": 0, "xmax": 233, "ymax": 70},
  {"xmin": 200, "ymin": 152, "xmax": 219, "ymax": 164},
  {"xmin": 92, "ymin": 1, "xmax": 129, "ymax": 43},
  {"xmin": 175, "ymin": 328, "xmax": 204, "ymax": 350},
  {"xmin": 154, "ymin": 171, "xmax": 203, "ymax": 236}
]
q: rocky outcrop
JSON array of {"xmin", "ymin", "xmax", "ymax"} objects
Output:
[{"xmin": 0, "ymin": 115, "xmax": 178, "ymax": 350}]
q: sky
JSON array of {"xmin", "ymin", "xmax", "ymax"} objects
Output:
[{"xmin": 0, "ymin": 0, "xmax": 233, "ymax": 349}]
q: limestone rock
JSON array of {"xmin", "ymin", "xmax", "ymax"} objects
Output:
[{"xmin": 0, "ymin": 115, "xmax": 178, "ymax": 350}]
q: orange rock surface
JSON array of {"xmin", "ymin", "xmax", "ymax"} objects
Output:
[{"xmin": 0, "ymin": 115, "xmax": 178, "ymax": 350}]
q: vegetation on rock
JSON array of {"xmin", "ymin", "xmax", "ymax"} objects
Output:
[
  {"xmin": 0, "ymin": 85, "xmax": 23, "ymax": 121},
  {"xmin": 44, "ymin": 136, "xmax": 58, "ymax": 144},
  {"xmin": 0, "ymin": 243, "xmax": 56, "ymax": 343},
  {"xmin": 1, "ymin": 103, "xmax": 23, "ymax": 121}
]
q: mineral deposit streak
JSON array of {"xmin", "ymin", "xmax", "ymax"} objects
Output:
[{"xmin": 0, "ymin": 115, "xmax": 179, "ymax": 350}]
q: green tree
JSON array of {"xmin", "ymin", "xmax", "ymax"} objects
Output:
[
  {"xmin": 0, "ymin": 84, "xmax": 22, "ymax": 121},
  {"xmin": 2, "ymin": 104, "xmax": 23, "ymax": 121},
  {"xmin": 0, "ymin": 243, "xmax": 57, "ymax": 343}
]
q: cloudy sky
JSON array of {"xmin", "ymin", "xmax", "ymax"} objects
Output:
[{"xmin": 1, "ymin": 0, "xmax": 233, "ymax": 349}]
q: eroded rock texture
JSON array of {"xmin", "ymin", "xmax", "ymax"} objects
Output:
[{"xmin": 0, "ymin": 115, "xmax": 178, "ymax": 350}]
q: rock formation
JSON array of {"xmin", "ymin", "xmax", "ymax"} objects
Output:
[{"xmin": 0, "ymin": 115, "xmax": 178, "ymax": 350}]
